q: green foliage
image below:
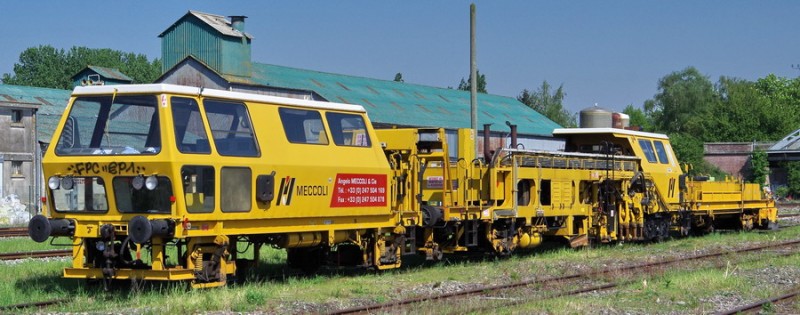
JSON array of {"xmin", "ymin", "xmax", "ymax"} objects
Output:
[
  {"xmin": 748, "ymin": 149, "xmax": 769, "ymax": 186},
  {"xmin": 457, "ymin": 69, "xmax": 487, "ymax": 93},
  {"xmin": 641, "ymin": 67, "xmax": 800, "ymax": 171},
  {"xmin": 775, "ymin": 186, "xmax": 790, "ymax": 199},
  {"xmin": 622, "ymin": 104, "xmax": 652, "ymax": 131},
  {"xmin": 517, "ymin": 80, "xmax": 577, "ymax": 127},
  {"xmin": 648, "ymin": 67, "xmax": 718, "ymax": 136},
  {"xmin": 2, "ymin": 45, "xmax": 161, "ymax": 89},
  {"xmin": 786, "ymin": 161, "xmax": 800, "ymax": 198}
]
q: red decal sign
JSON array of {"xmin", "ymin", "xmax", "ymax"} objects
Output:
[{"xmin": 330, "ymin": 174, "xmax": 387, "ymax": 207}]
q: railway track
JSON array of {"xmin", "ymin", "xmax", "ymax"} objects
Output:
[
  {"xmin": 0, "ymin": 227, "xmax": 28, "ymax": 238},
  {"xmin": 328, "ymin": 239, "xmax": 800, "ymax": 314},
  {"xmin": 0, "ymin": 298, "xmax": 70, "ymax": 311},
  {"xmin": 0, "ymin": 249, "xmax": 71, "ymax": 261},
  {"xmin": 715, "ymin": 287, "xmax": 800, "ymax": 315}
]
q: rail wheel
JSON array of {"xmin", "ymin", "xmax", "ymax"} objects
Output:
[
  {"xmin": 287, "ymin": 246, "xmax": 326, "ymax": 274},
  {"xmin": 643, "ymin": 214, "xmax": 670, "ymax": 242}
]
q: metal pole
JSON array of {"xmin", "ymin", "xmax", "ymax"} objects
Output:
[{"xmin": 470, "ymin": 3, "xmax": 478, "ymax": 155}]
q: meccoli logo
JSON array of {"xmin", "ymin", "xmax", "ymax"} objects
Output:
[
  {"xmin": 276, "ymin": 176, "xmax": 330, "ymax": 206},
  {"xmin": 276, "ymin": 176, "xmax": 296, "ymax": 206}
]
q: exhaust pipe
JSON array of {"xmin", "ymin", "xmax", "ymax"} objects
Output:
[
  {"xmin": 483, "ymin": 124, "xmax": 492, "ymax": 162},
  {"xmin": 506, "ymin": 121, "xmax": 517, "ymax": 149}
]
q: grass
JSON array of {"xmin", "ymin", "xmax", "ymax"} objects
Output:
[
  {"xmin": 0, "ymin": 237, "xmax": 70, "ymax": 253},
  {"xmin": 1, "ymin": 225, "xmax": 799, "ymax": 313}
]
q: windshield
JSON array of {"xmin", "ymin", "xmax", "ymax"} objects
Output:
[{"xmin": 55, "ymin": 95, "xmax": 161, "ymax": 155}]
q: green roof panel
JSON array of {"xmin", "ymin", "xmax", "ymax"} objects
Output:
[
  {"xmin": 0, "ymin": 84, "xmax": 71, "ymax": 142},
  {"xmin": 225, "ymin": 63, "xmax": 561, "ymax": 136}
]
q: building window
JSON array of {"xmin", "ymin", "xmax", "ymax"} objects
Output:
[
  {"xmin": 11, "ymin": 110, "xmax": 23, "ymax": 123},
  {"xmin": 11, "ymin": 161, "xmax": 23, "ymax": 177}
]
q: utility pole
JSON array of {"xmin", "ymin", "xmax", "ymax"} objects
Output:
[{"xmin": 470, "ymin": 3, "xmax": 478, "ymax": 154}]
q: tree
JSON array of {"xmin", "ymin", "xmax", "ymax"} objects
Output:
[
  {"xmin": 457, "ymin": 70, "xmax": 487, "ymax": 93},
  {"xmin": 517, "ymin": 81, "xmax": 577, "ymax": 127},
  {"xmin": 647, "ymin": 66, "xmax": 717, "ymax": 136},
  {"xmin": 393, "ymin": 72, "xmax": 404, "ymax": 82},
  {"xmin": 749, "ymin": 149, "xmax": 769, "ymax": 186},
  {"xmin": 1, "ymin": 45, "xmax": 67, "ymax": 88},
  {"xmin": 785, "ymin": 162, "xmax": 800, "ymax": 198},
  {"xmin": 2, "ymin": 45, "xmax": 161, "ymax": 89},
  {"xmin": 622, "ymin": 104, "xmax": 652, "ymax": 131},
  {"xmin": 640, "ymin": 67, "xmax": 800, "ymax": 179}
]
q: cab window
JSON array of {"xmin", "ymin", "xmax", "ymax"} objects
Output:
[
  {"xmin": 172, "ymin": 97, "xmax": 210, "ymax": 154},
  {"xmin": 325, "ymin": 112, "xmax": 371, "ymax": 147},
  {"xmin": 204, "ymin": 100, "xmax": 259, "ymax": 157},
  {"xmin": 279, "ymin": 108, "xmax": 329, "ymax": 144},
  {"xmin": 181, "ymin": 166, "xmax": 215, "ymax": 213},
  {"xmin": 221, "ymin": 167, "xmax": 251, "ymax": 212},
  {"xmin": 653, "ymin": 140, "xmax": 669, "ymax": 164},
  {"xmin": 638, "ymin": 139, "xmax": 658, "ymax": 163},
  {"xmin": 55, "ymin": 95, "xmax": 160, "ymax": 155}
]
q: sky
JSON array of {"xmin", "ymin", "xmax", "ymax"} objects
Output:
[{"xmin": 1, "ymin": 1, "xmax": 798, "ymax": 114}]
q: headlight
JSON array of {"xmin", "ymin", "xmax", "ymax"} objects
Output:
[
  {"xmin": 61, "ymin": 177, "xmax": 74, "ymax": 190},
  {"xmin": 132, "ymin": 175, "xmax": 145, "ymax": 190},
  {"xmin": 145, "ymin": 175, "xmax": 158, "ymax": 190},
  {"xmin": 48, "ymin": 176, "xmax": 60, "ymax": 190}
]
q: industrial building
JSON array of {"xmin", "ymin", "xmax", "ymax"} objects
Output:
[
  {"xmin": 156, "ymin": 11, "xmax": 565, "ymax": 151},
  {"xmin": 0, "ymin": 11, "xmax": 565, "ymax": 216}
]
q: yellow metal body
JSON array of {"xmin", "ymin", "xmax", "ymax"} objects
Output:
[
  {"xmin": 36, "ymin": 84, "xmax": 777, "ymax": 287},
  {"xmin": 41, "ymin": 84, "xmax": 402, "ymax": 287}
]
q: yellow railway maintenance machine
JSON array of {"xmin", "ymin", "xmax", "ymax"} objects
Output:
[
  {"xmin": 377, "ymin": 126, "xmax": 777, "ymax": 259},
  {"xmin": 29, "ymin": 84, "xmax": 777, "ymax": 288},
  {"xmin": 29, "ymin": 84, "xmax": 404, "ymax": 289}
]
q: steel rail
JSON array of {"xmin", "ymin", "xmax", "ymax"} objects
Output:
[
  {"xmin": 0, "ymin": 249, "xmax": 71, "ymax": 261},
  {"xmin": 714, "ymin": 288, "xmax": 800, "ymax": 315},
  {"xmin": 0, "ymin": 227, "xmax": 28, "ymax": 238},
  {"xmin": 0, "ymin": 298, "xmax": 70, "ymax": 311},
  {"xmin": 328, "ymin": 239, "xmax": 800, "ymax": 315}
]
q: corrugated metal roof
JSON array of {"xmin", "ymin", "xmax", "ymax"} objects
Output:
[
  {"xmin": 85, "ymin": 66, "xmax": 133, "ymax": 82},
  {"xmin": 770, "ymin": 128, "xmax": 800, "ymax": 151},
  {"xmin": 222, "ymin": 63, "xmax": 562, "ymax": 136},
  {"xmin": 159, "ymin": 10, "xmax": 253, "ymax": 39},
  {"xmin": 0, "ymin": 84, "xmax": 71, "ymax": 142}
]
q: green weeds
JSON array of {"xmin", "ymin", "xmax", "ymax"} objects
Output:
[{"xmin": 1, "ymin": 225, "xmax": 798, "ymax": 313}]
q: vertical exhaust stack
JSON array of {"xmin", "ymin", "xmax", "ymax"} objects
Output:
[
  {"xmin": 506, "ymin": 121, "xmax": 517, "ymax": 149},
  {"xmin": 483, "ymin": 124, "xmax": 492, "ymax": 162}
]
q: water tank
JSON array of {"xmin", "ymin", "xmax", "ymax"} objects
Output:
[
  {"xmin": 612, "ymin": 112, "xmax": 630, "ymax": 129},
  {"xmin": 580, "ymin": 105, "xmax": 612, "ymax": 128}
]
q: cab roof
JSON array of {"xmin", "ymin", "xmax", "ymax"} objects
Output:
[
  {"xmin": 553, "ymin": 127, "xmax": 669, "ymax": 140},
  {"xmin": 72, "ymin": 84, "xmax": 367, "ymax": 113}
]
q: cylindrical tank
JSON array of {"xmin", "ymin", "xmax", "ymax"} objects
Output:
[
  {"xmin": 612, "ymin": 112, "xmax": 630, "ymax": 129},
  {"xmin": 580, "ymin": 105, "xmax": 612, "ymax": 128},
  {"xmin": 619, "ymin": 113, "xmax": 630, "ymax": 128}
]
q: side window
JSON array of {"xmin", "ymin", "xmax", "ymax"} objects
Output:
[
  {"xmin": 653, "ymin": 141, "xmax": 669, "ymax": 164},
  {"xmin": 279, "ymin": 108, "xmax": 328, "ymax": 144},
  {"xmin": 517, "ymin": 179, "xmax": 533, "ymax": 206},
  {"xmin": 325, "ymin": 112, "xmax": 371, "ymax": 147},
  {"xmin": 540, "ymin": 179, "xmax": 551, "ymax": 206},
  {"xmin": 182, "ymin": 166, "xmax": 215, "ymax": 213},
  {"xmin": 638, "ymin": 139, "xmax": 658, "ymax": 163},
  {"xmin": 221, "ymin": 167, "xmax": 251, "ymax": 212},
  {"xmin": 172, "ymin": 97, "xmax": 210, "ymax": 154},
  {"xmin": 204, "ymin": 100, "xmax": 259, "ymax": 157}
]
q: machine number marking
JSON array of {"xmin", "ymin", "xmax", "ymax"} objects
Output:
[{"xmin": 66, "ymin": 162, "xmax": 146, "ymax": 175}]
